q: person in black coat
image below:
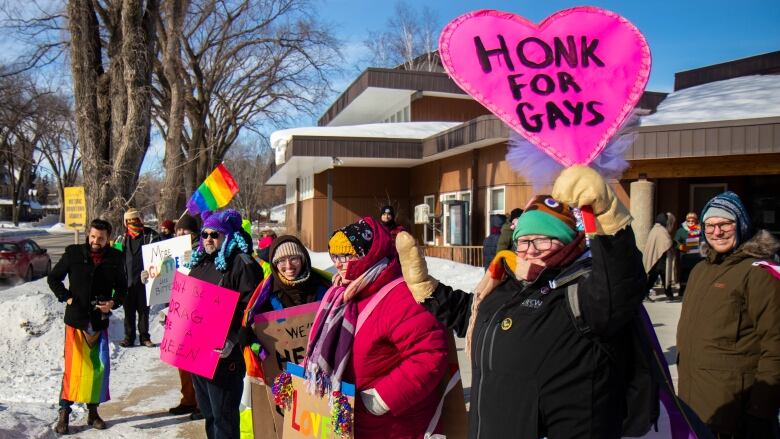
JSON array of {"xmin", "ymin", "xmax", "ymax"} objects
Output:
[
  {"xmin": 187, "ymin": 209, "xmax": 262, "ymax": 439},
  {"xmin": 482, "ymin": 213, "xmax": 507, "ymax": 269},
  {"xmin": 397, "ymin": 166, "xmax": 649, "ymax": 439},
  {"xmin": 48, "ymin": 219, "xmax": 127, "ymax": 434},
  {"xmin": 114, "ymin": 208, "xmax": 160, "ymax": 347}
]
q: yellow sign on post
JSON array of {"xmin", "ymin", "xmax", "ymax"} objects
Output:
[{"xmin": 63, "ymin": 186, "xmax": 87, "ymax": 230}]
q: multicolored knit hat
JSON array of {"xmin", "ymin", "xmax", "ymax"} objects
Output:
[
  {"xmin": 700, "ymin": 191, "xmax": 751, "ymax": 246},
  {"xmin": 328, "ymin": 219, "xmax": 374, "ymax": 257},
  {"xmin": 512, "ymin": 196, "xmax": 577, "ymax": 244}
]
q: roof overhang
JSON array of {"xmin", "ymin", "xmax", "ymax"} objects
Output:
[
  {"xmin": 267, "ymin": 116, "xmax": 510, "ymax": 185},
  {"xmin": 318, "ymin": 68, "xmax": 468, "ymax": 126}
]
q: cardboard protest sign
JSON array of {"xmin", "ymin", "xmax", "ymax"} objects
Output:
[
  {"xmin": 253, "ymin": 301, "xmax": 320, "ymax": 381},
  {"xmin": 251, "ymin": 383, "xmax": 282, "ymax": 439},
  {"xmin": 282, "ymin": 363, "xmax": 355, "ymax": 439},
  {"xmin": 251, "ymin": 301, "xmax": 320, "ymax": 439},
  {"xmin": 159, "ymin": 271, "xmax": 239, "ymax": 379},
  {"xmin": 439, "ymin": 7, "xmax": 651, "ymax": 167},
  {"xmin": 142, "ymin": 235, "xmax": 192, "ymax": 306}
]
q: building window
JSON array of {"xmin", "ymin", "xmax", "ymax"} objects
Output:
[
  {"xmin": 300, "ymin": 175, "xmax": 314, "ymax": 200},
  {"xmin": 423, "ymin": 195, "xmax": 435, "ymax": 244},
  {"xmin": 285, "ymin": 182, "xmax": 296, "ymax": 205},
  {"xmin": 486, "ymin": 186, "xmax": 506, "ymax": 235},
  {"xmin": 440, "ymin": 190, "xmax": 471, "ymax": 246}
]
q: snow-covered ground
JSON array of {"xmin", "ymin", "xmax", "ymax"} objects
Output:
[
  {"xmin": 0, "ymin": 251, "xmax": 682, "ymax": 438},
  {"xmin": 0, "ymin": 222, "xmax": 73, "ymax": 236}
]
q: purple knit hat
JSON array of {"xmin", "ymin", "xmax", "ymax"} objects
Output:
[
  {"xmin": 201, "ymin": 209, "xmax": 242, "ymax": 235},
  {"xmin": 198, "ymin": 209, "xmax": 243, "ymax": 251}
]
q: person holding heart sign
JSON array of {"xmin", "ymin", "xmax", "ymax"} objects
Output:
[{"xmin": 397, "ymin": 166, "xmax": 652, "ymax": 438}]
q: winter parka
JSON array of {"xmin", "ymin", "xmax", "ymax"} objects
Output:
[
  {"xmin": 496, "ymin": 221, "xmax": 514, "ymax": 252},
  {"xmin": 48, "ymin": 243, "xmax": 127, "ymax": 331},
  {"xmin": 677, "ymin": 230, "xmax": 780, "ymax": 435},
  {"xmin": 114, "ymin": 227, "xmax": 160, "ymax": 288},
  {"xmin": 423, "ymin": 227, "xmax": 648, "ymax": 438},
  {"xmin": 343, "ymin": 217, "xmax": 449, "ymax": 439}
]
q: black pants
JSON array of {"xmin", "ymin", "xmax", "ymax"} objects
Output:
[
  {"xmin": 646, "ymin": 254, "xmax": 672, "ymax": 299},
  {"xmin": 123, "ymin": 282, "xmax": 150, "ymax": 343},
  {"xmin": 192, "ymin": 348, "xmax": 246, "ymax": 439}
]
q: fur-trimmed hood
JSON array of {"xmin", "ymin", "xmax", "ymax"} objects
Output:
[{"xmin": 702, "ymin": 229, "xmax": 780, "ymax": 261}]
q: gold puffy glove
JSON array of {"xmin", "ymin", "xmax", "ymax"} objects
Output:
[
  {"xmin": 395, "ymin": 231, "xmax": 439, "ymax": 302},
  {"xmin": 552, "ymin": 165, "xmax": 632, "ymax": 235}
]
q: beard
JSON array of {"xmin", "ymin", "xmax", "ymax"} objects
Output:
[
  {"xmin": 204, "ymin": 243, "xmax": 218, "ymax": 254},
  {"xmin": 89, "ymin": 243, "xmax": 105, "ymax": 252}
]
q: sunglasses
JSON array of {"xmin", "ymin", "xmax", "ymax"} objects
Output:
[{"xmin": 201, "ymin": 231, "xmax": 221, "ymax": 239}]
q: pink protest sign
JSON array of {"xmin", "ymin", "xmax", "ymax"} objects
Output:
[
  {"xmin": 439, "ymin": 7, "xmax": 651, "ymax": 167},
  {"xmin": 160, "ymin": 271, "xmax": 240, "ymax": 379}
]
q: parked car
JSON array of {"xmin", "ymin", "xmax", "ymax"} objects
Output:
[{"xmin": 0, "ymin": 238, "xmax": 51, "ymax": 282}]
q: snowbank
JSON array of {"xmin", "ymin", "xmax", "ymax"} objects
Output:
[
  {"xmin": 0, "ymin": 279, "xmax": 167, "ymax": 438},
  {"xmin": 46, "ymin": 223, "xmax": 73, "ymax": 234}
]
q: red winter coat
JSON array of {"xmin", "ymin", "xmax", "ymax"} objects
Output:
[{"xmin": 344, "ymin": 217, "xmax": 448, "ymax": 439}]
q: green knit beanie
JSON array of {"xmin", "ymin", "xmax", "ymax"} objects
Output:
[{"xmin": 512, "ymin": 196, "xmax": 577, "ymax": 244}]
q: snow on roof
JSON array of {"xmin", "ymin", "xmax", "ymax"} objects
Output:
[
  {"xmin": 270, "ymin": 121, "xmax": 462, "ymax": 150},
  {"xmin": 641, "ymin": 75, "xmax": 780, "ymax": 126}
]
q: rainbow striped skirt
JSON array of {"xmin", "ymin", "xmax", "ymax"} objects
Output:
[{"xmin": 60, "ymin": 325, "xmax": 110, "ymax": 404}]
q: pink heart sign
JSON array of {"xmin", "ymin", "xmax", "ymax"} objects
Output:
[{"xmin": 439, "ymin": 7, "xmax": 651, "ymax": 166}]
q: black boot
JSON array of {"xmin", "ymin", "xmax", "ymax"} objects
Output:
[
  {"xmin": 55, "ymin": 407, "xmax": 71, "ymax": 434},
  {"xmin": 87, "ymin": 406, "xmax": 107, "ymax": 430}
]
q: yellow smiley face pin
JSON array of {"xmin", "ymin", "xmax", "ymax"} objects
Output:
[{"xmin": 501, "ymin": 317, "xmax": 512, "ymax": 331}]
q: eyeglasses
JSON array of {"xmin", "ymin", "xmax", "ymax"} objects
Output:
[
  {"xmin": 516, "ymin": 237, "xmax": 559, "ymax": 252},
  {"xmin": 703, "ymin": 221, "xmax": 735, "ymax": 233},
  {"xmin": 330, "ymin": 253, "xmax": 360, "ymax": 264},
  {"xmin": 201, "ymin": 231, "xmax": 221, "ymax": 239},
  {"xmin": 275, "ymin": 256, "xmax": 302, "ymax": 267}
]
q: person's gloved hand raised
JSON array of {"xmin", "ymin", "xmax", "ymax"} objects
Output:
[
  {"xmin": 552, "ymin": 165, "xmax": 632, "ymax": 235},
  {"xmin": 395, "ymin": 231, "xmax": 439, "ymax": 303}
]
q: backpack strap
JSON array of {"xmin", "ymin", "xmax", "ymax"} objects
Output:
[
  {"xmin": 565, "ymin": 283, "xmax": 591, "ymax": 335},
  {"xmin": 424, "ymin": 369, "xmax": 461, "ymax": 438},
  {"xmin": 355, "ymin": 277, "xmax": 404, "ymax": 334}
]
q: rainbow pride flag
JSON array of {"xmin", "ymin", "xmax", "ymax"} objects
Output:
[
  {"xmin": 60, "ymin": 325, "xmax": 110, "ymax": 404},
  {"xmin": 186, "ymin": 163, "xmax": 239, "ymax": 214}
]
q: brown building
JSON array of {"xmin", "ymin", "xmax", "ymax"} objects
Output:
[{"xmin": 268, "ymin": 52, "xmax": 780, "ymax": 262}]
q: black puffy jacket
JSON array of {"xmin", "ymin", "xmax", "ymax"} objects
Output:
[
  {"xmin": 424, "ymin": 227, "xmax": 649, "ymax": 438},
  {"xmin": 48, "ymin": 244, "xmax": 127, "ymax": 331}
]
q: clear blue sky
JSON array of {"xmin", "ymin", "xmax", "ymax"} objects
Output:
[{"xmin": 319, "ymin": 0, "xmax": 780, "ymax": 92}]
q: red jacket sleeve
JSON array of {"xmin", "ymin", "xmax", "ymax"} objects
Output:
[{"xmin": 371, "ymin": 284, "xmax": 449, "ymax": 416}]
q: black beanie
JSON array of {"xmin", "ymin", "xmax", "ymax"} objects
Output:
[
  {"xmin": 509, "ymin": 208, "xmax": 524, "ymax": 222},
  {"xmin": 654, "ymin": 213, "xmax": 668, "ymax": 227},
  {"xmin": 176, "ymin": 214, "xmax": 200, "ymax": 233}
]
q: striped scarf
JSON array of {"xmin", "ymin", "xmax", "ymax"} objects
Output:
[
  {"xmin": 304, "ymin": 258, "xmax": 388, "ymax": 396},
  {"xmin": 126, "ymin": 223, "xmax": 144, "ymax": 239}
]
